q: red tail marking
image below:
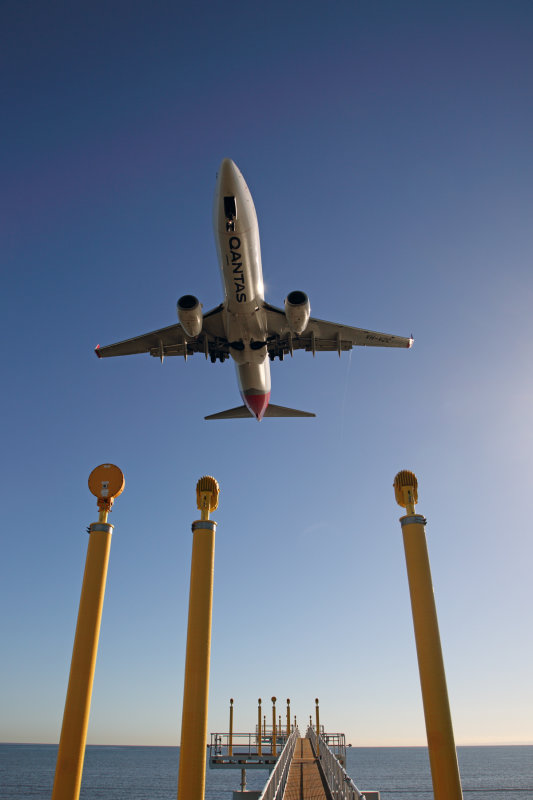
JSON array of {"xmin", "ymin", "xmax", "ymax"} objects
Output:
[{"xmin": 243, "ymin": 392, "xmax": 270, "ymax": 421}]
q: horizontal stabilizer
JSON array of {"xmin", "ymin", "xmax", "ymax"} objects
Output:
[
  {"xmin": 263, "ymin": 404, "xmax": 315, "ymax": 418},
  {"xmin": 205, "ymin": 405, "xmax": 253, "ymax": 420},
  {"xmin": 204, "ymin": 403, "xmax": 316, "ymax": 420}
]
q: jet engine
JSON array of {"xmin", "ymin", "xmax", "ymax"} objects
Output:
[
  {"xmin": 177, "ymin": 295, "xmax": 203, "ymax": 337},
  {"xmin": 284, "ymin": 290, "xmax": 310, "ymax": 334}
]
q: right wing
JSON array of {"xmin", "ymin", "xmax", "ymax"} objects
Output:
[
  {"xmin": 263, "ymin": 302, "xmax": 413, "ymax": 357},
  {"xmin": 95, "ymin": 304, "xmax": 229, "ymax": 361}
]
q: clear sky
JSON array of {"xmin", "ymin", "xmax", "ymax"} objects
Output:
[{"xmin": 1, "ymin": 1, "xmax": 532, "ymax": 747}]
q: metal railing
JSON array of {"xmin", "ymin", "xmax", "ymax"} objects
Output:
[
  {"xmin": 320, "ymin": 732, "xmax": 346, "ymax": 767},
  {"xmin": 307, "ymin": 726, "xmax": 367, "ymax": 800},
  {"xmin": 257, "ymin": 726, "xmax": 299, "ymax": 800},
  {"xmin": 209, "ymin": 730, "xmax": 289, "ymax": 767}
]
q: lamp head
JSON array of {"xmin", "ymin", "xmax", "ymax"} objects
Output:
[
  {"xmin": 196, "ymin": 475, "xmax": 219, "ymax": 514},
  {"xmin": 88, "ymin": 464, "xmax": 125, "ymax": 512},
  {"xmin": 394, "ymin": 470, "xmax": 418, "ymax": 513}
]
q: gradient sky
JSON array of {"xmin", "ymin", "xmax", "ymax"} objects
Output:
[{"xmin": 1, "ymin": 1, "xmax": 532, "ymax": 747}]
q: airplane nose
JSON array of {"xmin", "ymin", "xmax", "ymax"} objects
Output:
[
  {"xmin": 214, "ymin": 158, "xmax": 255, "ymax": 234},
  {"xmin": 218, "ymin": 158, "xmax": 242, "ymax": 190},
  {"xmin": 219, "ymin": 157, "xmax": 237, "ymax": 175}
]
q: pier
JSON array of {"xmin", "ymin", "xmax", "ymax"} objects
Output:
[
  {"xmin": 209, "ymin": 717, "xmax": 376, "ymax": 800},
  {"xmin": 50, "ymin": 469, "xmax": 463, "ymax": 800}
]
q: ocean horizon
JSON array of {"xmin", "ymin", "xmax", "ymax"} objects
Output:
[{"xmin": 1, "ymin": 742, "xmax": 532, "ymax": 799}]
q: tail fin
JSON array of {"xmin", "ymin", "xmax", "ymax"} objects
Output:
[{"xmin": 205, "ymin": 403, "xmax": 315, "ymax": 420}]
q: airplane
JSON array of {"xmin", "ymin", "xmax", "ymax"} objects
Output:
[{"xmin": 95, "ymin": 159, "xmax": 412, "ymax": 420}]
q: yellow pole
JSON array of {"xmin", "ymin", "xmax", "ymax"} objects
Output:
[
  {"xmin": 315, "ymin": 698, "xmax": 320, "ymax": 756},
  {"xmin": 257, "ymin": 699, "xmax": 262, "ymax": 756},
  {"xmin": 229, "ymin": 698, "xmax": 234, "ymax": 756},
  {"xmin": 286, "ymin": 699, "xmax": 290, "ymax": 736},
  {"xmin": 177, "ymin": 476, "xmax": 220, "ymax": 800},
  {"xmin": 52, "ymin": 464, "xmax": 124, "ymax": 800},
  {"xmin": 271, "ymin": 697, "xmax": 277, "ymax": 756},
  {"xmin": 394, "ymin": 470, "xmax": 463, "ymax": 800}
]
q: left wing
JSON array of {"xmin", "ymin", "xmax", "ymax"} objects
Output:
[
  {"xmin": 95, "ymin": 304, "xmax": 229, "ymax": 362},
  {"xmin": 263, "ymin": 302, "xmax": 412, "ymax": 358}
]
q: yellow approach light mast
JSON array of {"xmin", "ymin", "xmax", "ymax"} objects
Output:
[
  {"xmin": 394, "ymin": 470, "xmax": 463, "ymax": 800},
  {"xmin": 52, "ymin": 464, "xmax": 125, "ymax": 800},
  {"xmin": 177, "ymin": 476, "xmax": 219, "ymax": 800}
]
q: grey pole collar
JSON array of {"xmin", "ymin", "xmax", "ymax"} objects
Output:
[
  {"xmin": 400, "ymin": 515, "xmax": 427, "ymax": 527},
  {"xmin": 192, "ymin": 520, "xmax": 217, "ymax": 532},
  {"xmin": 88, "ymin": 522, "xmax": 114, "ymax": 533}
]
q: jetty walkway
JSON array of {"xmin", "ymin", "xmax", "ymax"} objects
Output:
[
  {"xmin": 209, "ymin": 724, "xmax": 373, "ymax": 799},
  {"xmin": 283, "ymin": 737, "xmax": 331, "ymax": 800}
]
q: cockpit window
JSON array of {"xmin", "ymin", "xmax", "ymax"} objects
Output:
[{"xmin": 224, "ymin": 196, "xmax": 237, "ymax": 220}]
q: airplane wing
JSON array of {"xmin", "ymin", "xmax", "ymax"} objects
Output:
[
  {"xmin": 262, "ymin": 302, "xmax": 412, "ymax": 358},
  {"xmin": 95, "ymin": 304, "xmax": 229, "ymax": 361}
]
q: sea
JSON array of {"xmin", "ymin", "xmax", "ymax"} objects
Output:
[{"xmin": 1, "ymin": 743, "xmax": 532, "ymax": 800}]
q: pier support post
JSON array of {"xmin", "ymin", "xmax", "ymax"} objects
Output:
[
  {"xmin": 52, "ymin": 464, "xmax": 124, "ymax": 800},
  {"xmin": 286, "ymin": 699, "xmax": 291, "ymax": 736},
  {"xmin": 394, "ymin": 470, "xmax": 463, "ymax": 800},
  {"xmin": 272, "ymin": 697, "xmax": 277, "ymax": 756},
  {"xmin": 257, "ymin": 699, "xmax": 262, "ymax": 755},
  {"xmin": 229, "ymin": 698, "xmax": 234, "ymax": 756},
  {"xmin": 315, "ymin": 698, "xmax": 320, "ymax": 756},
  {"xmin": 177, "ymin": 476, "xmax": 220, "ymax": 800}
]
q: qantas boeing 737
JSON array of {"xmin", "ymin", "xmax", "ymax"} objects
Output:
[{"xmin": 95, "ymin": 159, "xmax": 412, "ymax": 420}]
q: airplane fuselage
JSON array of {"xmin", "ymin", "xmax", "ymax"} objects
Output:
[
  {"xmin": 213, "ymin": 159, "xmax": 271, "ymax": 420},
  {"xmin": 95, "ymin": 159, "xmax": 412, "ymax": 419}
]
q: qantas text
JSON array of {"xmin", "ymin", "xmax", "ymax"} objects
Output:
[{"xmin": 229, "ymin": 236, "xmax": 246, "ymax": 302}]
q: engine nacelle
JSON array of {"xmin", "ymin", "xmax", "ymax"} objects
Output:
[
  {"xmin": 177, "ymin": 295, "xmax": 203, "ymax": 337},
  {"xmin": 284, "ymin": 290, "xmax": 310, "ymax": 334}
]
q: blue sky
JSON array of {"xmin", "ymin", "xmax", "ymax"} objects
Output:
[{"xmin": 1, "ymin": 1, "xmax": 532, "ymax": 747}]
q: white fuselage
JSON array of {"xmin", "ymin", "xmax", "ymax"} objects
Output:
[{"xmin": 213, "ymin": 159, "xmax": 271, "ymax": 419}]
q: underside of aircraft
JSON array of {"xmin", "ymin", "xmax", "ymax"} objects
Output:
[{"xmin": 95, "ymin": 159, "xmax": 412, "ymax": 420}]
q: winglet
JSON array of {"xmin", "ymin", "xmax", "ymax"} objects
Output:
[{"xmin": 95, "ymin": 345, "xmax": 102, "ymax": 358}]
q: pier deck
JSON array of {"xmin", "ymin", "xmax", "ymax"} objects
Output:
[{"xmin": 283, "ymin": 737, "xmax": 331, "ymax": 800}]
